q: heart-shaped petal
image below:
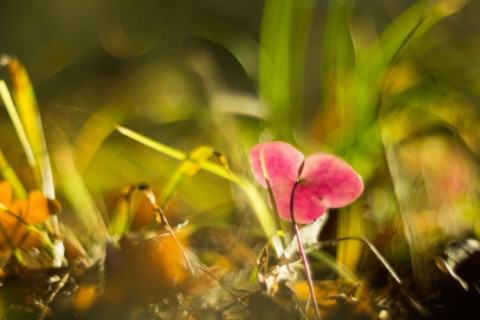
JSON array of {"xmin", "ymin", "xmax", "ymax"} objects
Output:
[
  {"xmin": 249, "ymin": 142, "xmax": 303, "ymax": 188},
  {"xmin": 292, "ymin": 184, "xmax": 328, "ymax": 223},
  {"xmin": 265, "ymin": 176, "xmax": 329, "ymax": 224},
  {"xmin": 300, "ymin": 153, "xmax": 364, "ymax": 208},
  {"xmin": 249, "ymin": 142, "xmax": 363, "ymax": 224},
  {"xmin": 268, "ymin": 179, "xmax": 301, "ymax": 221}
]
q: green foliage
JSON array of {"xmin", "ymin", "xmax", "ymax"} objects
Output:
[{"xmin": 0, "ymin": 0, "xmax": 479, "ymax": 318}]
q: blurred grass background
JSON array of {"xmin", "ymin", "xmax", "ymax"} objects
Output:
[{"xmin": 0, "ymin": 0, "xmax": 480, "ymax": 300}]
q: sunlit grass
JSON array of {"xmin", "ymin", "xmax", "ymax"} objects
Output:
[{"xmin": 0, "ymin": 0, "xmax": 479, "ymax": 318}]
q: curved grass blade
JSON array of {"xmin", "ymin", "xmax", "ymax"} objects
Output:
[
  {"xmin": 309, "ymin": 250, "xmax": 359, "ymax": 282},
  {"xmin": 61, "ymin": 108, "xmax": 282, "ymax": 254},
  {"xmin": 0, "ymin": 80, "xmax": 36, "ymax": 169},
  {"xmin": 115, "ymin": 125, "xmax": 283, "ymax": 256},
  {"xmin": 73, "ymin": 102, "xmax": 131, "ymax": 172},
  {"xmin": 60, "ymin": 107, "xmax": 283, "ymax": 256},
  {"xmin": 312, "ymin": 236, "xmax": 401, "ymax": 285},
  {"xmin": 1, "ymin": 56, "xmax": 55, "ymax": 200},
  {"xmin": 160, "ymin": 146, "xmax": 226, "ymax": 209},
  {"xmin": 192, "ymin": 18, "xmax": 260, "ymax": 83},
  {"xmin": 51, "ymin": 136, "xmax": 107, "ymax": 248}
]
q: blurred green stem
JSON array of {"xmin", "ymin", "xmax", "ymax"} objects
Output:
[{"xmin": 259, "ymin": 0, "xmax": 316, "ymax": 141}]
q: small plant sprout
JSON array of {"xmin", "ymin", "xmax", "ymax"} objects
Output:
[
  {"xmin": 250, "ymin": 142, "xmax": 364, "ymax": 224},
  {"xmin": 249, "ymin": 141, "xmax": 364, "ymax": 319}
]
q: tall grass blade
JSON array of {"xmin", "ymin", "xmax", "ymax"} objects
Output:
[
  {"xmin": 0, "ymin": 80, "xmax": 36, "ymax": 169},
  {"xmin": 1, "ymin": 56, "xmax": 55, "ymax": 200},
  {"xmin": 327, "ymin": 0, "xmax": 466, "ymax": 274},
  {"xmin": 259, "ymin": 0, "xmax": 316, "ymax": 141},
  {"xmin": 382, "ymin": 136, "xmax": 428, "ymax": 291},
  {"xmin": 322, "ymin": 0, "xmax": 355, "ymax": 79},
  {"xmin": 52, "ymin": 136, "xmax": 107, "ymax": 248}
]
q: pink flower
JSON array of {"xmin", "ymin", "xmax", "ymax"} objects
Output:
[{"xmin": 249, "ymin": 142, "xmax": 363, "ymax": 224}]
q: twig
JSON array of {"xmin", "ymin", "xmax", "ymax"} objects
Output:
[
  {"xmin": 38, "ymin": 271, "xmax": 70, "ymax": 320},
  {"xmin": 138, "ymin": 185, "xmax": 194, "ymax": 274}
]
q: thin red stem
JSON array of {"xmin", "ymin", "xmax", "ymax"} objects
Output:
[{"xmin": 290, "ymin": 181, "xmax": 321, "ymax": 320}]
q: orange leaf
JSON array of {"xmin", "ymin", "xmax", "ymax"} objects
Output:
[
  {"xmin": 12, "ymin": 190, "xmax": 50, "ymax": 225},
  {"xmin": 0, "ymin": 181, "xmax": 51, "ymax": 251},
  {"xmin": 0, "ymin": 181, "xmax": 13, "ymax": 209}
]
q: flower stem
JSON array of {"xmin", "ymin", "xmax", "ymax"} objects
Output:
[{"xmin": 290, "ymin": 181, "xmax": 321, "ymax": 320}]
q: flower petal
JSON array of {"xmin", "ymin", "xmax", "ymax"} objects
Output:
[
  {"xmin": 269, "ymin": 181, "xmax": 327, "ymax": 224},
  {"xmin": 249, "ymin": 142, "xmax": 304, "ymax": 188},
  {"xmin": 268, "ymin": 179, "xmax": 296, "ymax": 220},
  {"xmin": 300, "ymin": 153, "xmax": 363, "ymax": 208},
  {"xmin": 292, "ymin": 184, "xmax": 328, "ymax": 223}
]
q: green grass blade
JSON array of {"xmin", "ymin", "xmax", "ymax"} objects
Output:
[
  {"xmin": 310, "ymin": 250, "xmax": 359, "ymax": 281},
  {"xmin": 107, "ymin": 187, "xmax": 133, "ymax": 236},
  {"xmin": 52, "ymin": 137, "xmax": 107, "ymax": 248},
  {"xmin": 192, "ymin": 18, "xmax": 260, "ymax": 83},
  {"xmin": 116, "ymin": 126, "xmax": 186, "ymax": 161},
  {"xmin": 260, "ymin": 0, "xmax": 293, "ymax": 117},
  {"xmin": 160, "ymin": 145, "xmax": 222, "ymax": 208},
  {"xmin": 259, "ymin": 0, "xmax": 316, "ymax": 141},
  {"xmin": 321, "ymin": 0, "xmax": 355, "ymax": 98},
  {"xmin": 116, "ymin": 125, "xmax": 283, "ymax": 256},
  {"xmin": 322, "ymin": 0, "xmax": 467, "ymax": 273},
  {"xmin": 236, "ymin": 177, "xmax": 283, "ymax": 257},
  {"xmin": 1, "ymin": 56, "xmax": 55, "ymax": 200},
  {"xmin": 0, "ymin": 80, "xmax": 36, "ymax": 169},
  {"xmin": 116, "ymin": 125, "xmax": 234, "ymax": 181},
  {"xmin": 352, "ymin": 0, "xmax": 465, "ymax": 123},
  {"xmin": 381, "ymin": 135, "xmax": 428, "ymax": 290},
  {"xmin": 73, "ymin": 102, "xmax": 131, "ymax": 172}
]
